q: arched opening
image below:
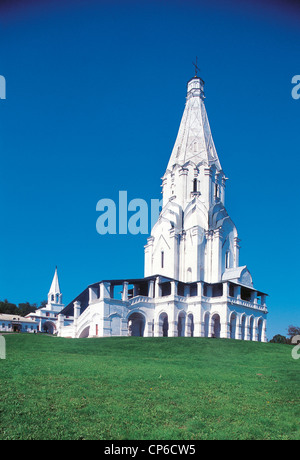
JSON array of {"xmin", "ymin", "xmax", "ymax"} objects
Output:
[
  {"xmin": 177, "ymin": 312, "xmax": 186, "ymax": 337},
  {"xmin": 257, "ymin": 318, "xmax": 263, "ymax": 342},
  {"xmin": 211, "ymin": 314, "xmax": 221, "ymax": 338},
  {"xmin": 230, "ymin": 313, "xmax": 237, "ymax": 339},
  {"xmin": 79, "ymin": 326, "xmax": 90, "ymax": 338},
  {"xmin": 249, "ymin": 316, "xmax": 254, "ymax": 341},
  {"xmin": 128, "ymin": 312, "xmax": 145, "ymax": 337},
  {"xmin": 187, "ymin": 267, "xmax": 192, "ymax": 282},
  {"xmin": 43, "ymin": 321, "xmax": 56, "ymax": 334},
  {"xmin": 204, "ymin": 312, "xmax": 210, "ymax": 337},
  {"xmin": 159, "ymin": 312, "xmax": 168, "ymax": 337},
  {"xmin": 187, "ymin": 313, "xmax": 194, "ymax": 337},
  {"xmin": 240, "ymin": 315, "xmax": 246, "ymax": 341}
]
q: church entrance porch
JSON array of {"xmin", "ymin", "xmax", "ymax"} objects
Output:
[
  {"xmin": 128, "ymin": 312, "xmax": 145, "ymax": 337},
  {"xmin": 43, "ymin": 321, "xmax": 56, "ymax": 334},
  {"xmin": 12, "ymin": 323, "xmax": 21, "ymax": 333}
]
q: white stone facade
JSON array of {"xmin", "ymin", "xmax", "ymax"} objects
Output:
[
  {"xmin": 26, "ymin": 267, "xmax": 73, "ymax": 333},
  {"xmin": 57, "ymin": 75, "xmax": 268, "ymax": 341},
  {"xmin": 0, "ymin": 314, "xmax": 38, "ymax": 333}
]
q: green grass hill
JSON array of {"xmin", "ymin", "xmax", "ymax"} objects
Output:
[{"xmin": 0, "ymin": 334, "xmax": 299, "ymax": 440}]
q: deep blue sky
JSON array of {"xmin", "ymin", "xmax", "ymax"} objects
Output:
[{"xmin": 0, "ymin": 0, "xmax": 299, "ymax": 339}]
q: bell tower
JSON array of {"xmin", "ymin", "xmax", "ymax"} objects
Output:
[
  {"xmin": 46, "ymin": 266, "xmax": 64, "ymax": 312},
  {"xmin": 145, "ymin": 71, "xmax": 240, "ymax": 284}
]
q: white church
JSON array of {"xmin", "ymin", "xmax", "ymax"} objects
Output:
[
  {"xmin": 56, "ymin": 73, "xmax": 268, "ymax": 341},
  {"xmin": 26, "ymin": 267, "xmax": 73, "ymax": 333}
]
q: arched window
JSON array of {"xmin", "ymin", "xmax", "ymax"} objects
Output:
[
  {"xmin": 215, "ymin": 183, "xmax": 219, "ymax": 199},
  {"xmin": 193, "ymin": 178, "xmax": 197, "ymax": 192},
  {"xmin": 225, "ymin": 251, "xmax": 230, "ymax": 269},
  {"xmin": 161, "ymin": 251, "xmax": 164, "ymax": 269}
]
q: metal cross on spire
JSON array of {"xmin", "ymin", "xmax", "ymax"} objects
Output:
[{"xmin": 193, "ymin": 56, "xmax": 200, "ymax": 77}]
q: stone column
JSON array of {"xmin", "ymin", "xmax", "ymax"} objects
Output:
[
  {"xmin": 154, "ymin": 320, "xmax": 161, "ymax": 337},
  {"xmin": 221, "ymin": 175, "xmax": 227, "ymax": 205},
  {"xmin": 204, "ymin": 167, "xmax": 213, "ymax": 207},
  {"xmin": 220, "ymin": 321, "xmax": 230, "ymax": 339},
  {"xmin": 156, "ymin": 277, "xmax": 162, "ymax": 298},
  {"xmin": 261, "ymin": 294, "xmax": 267, "ymax": 308},
  {"xmin": 244, "ymin": 316, "xmax": 251, "ymax": 341},
  {"xmin": 235, "ymin": 315, "xmax": 242, "ymax": 340},
  {"xmin": 235, "ymin": 285, "xmax": 241, "ymax": 300},
  {"xmin": 222, "ymin": 282, "xmax": 229, "ymax": 300},
  {"xmin": 148, "ymin": 280, "xmax": 154, "ymax": 298},
  {"xmin": 122, "ymin": 282, "xmax": 129, "ymax": 301},
  {"xmin": 89, "ymin": 286, "xmax": 98, "ymax": 304},
  {"xmin": 233, "ymin": 237, "xmax": 240, "ymax": 268},
  {"xmin": 208, "ymin": 316, "xmax": 214, "ymax": 338},
  {"xmin": 169, "ymin": 321, "xmax": 178, "ymax": 337},
  {"xmin": 121, "ymin": 318, "xmax": 128, "ymax": 336},
  {"xmin": 179, "ymin": 167, "xmax": 189, "ymax": 208},
  {"xmin": 250, "ymin": 290, "xmax": 257, "ymax": 304},
  {"xmin": 57, "ymin": 313, "xmax": 64, "ymax": 334},
  {"xmin": 197, "ymin": 282, "xmax": 203, "ymax": 298},
  {"xmin": 211, "ymin": 228, "xmax": 223, "ymax": 283},
  {"xmin": 252, "ymin": 319, "xmax": 259, "ymax": 342},
  {"xmin": 262, "ymin": 319, "xmax": 267, "ymax": 343},
  {"xmin": 74, "ymin": 301, "xmax": 81, "ymax": 320},
  {"xmin": 100, "ymin": 282, "xmax": 111, "ymax": 300},
  {"xmin": 194, "ymin": 320, "xmax": 204, "ymax": 337},
  {"xmin": 144, "ymin": 321, "xmax": 154, "ymax": 337},
  {"xmin": 133, "ymin": 285, "xmax": 139, "ymax": 297},
  {"xmin": 205, "ymin": 230, "xmax": 213, "ymax": 283},
  {"xmin": 171, "ymin": 281, "xmax": 178, "ymax": 296},
  {"xmin": 73, "ymin": 301, "xmax": 81, "ymax": 338}
]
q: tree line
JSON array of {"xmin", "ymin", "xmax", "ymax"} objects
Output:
[
  {"xmin": 270, "ymin": 326, "xmax": 300, "ymax": 344},
  {"xmin": 0, "ymin": 299, "xmax": 47, "ymax": 317}
]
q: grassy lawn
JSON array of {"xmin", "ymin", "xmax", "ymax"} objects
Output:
[{"xmin": 0, "ymin": 333, "xmax": 299, "ymax": 440}]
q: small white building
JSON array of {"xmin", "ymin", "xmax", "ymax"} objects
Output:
[
  {"xmin": 57, "ymin": 73, "xmax": 268, "ymax": 341},
  {"xmin": 0, "ymin": 314, "xmax": 38, "ymax": 333},
  {"xmin": 26, "ymin": 267, "xmax": 73, "ymax": 334}
]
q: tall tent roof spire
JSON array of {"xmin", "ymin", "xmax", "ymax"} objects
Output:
[
  {"xmin": 166, "ymin": 73, "xmax": 222, "ymax": 172},
  {"xmin": 48, "ymin": 266, "xmax": 61, "ymax": 296}
]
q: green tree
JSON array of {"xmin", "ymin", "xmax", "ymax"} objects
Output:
[
  {"xmin": 18, "ymin": 302, "xmax": 37, "ymax": 317},
  {"xmin": 287, "ymin": 325, "xmax": 300, "ymax": 340},
  {"xmin": 270, "ymin": 334, "xmax": 288, "ymax": 344},
  {"xmin": 0, "ymin": 299, "xmax": 18, "ymax": 315}
]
